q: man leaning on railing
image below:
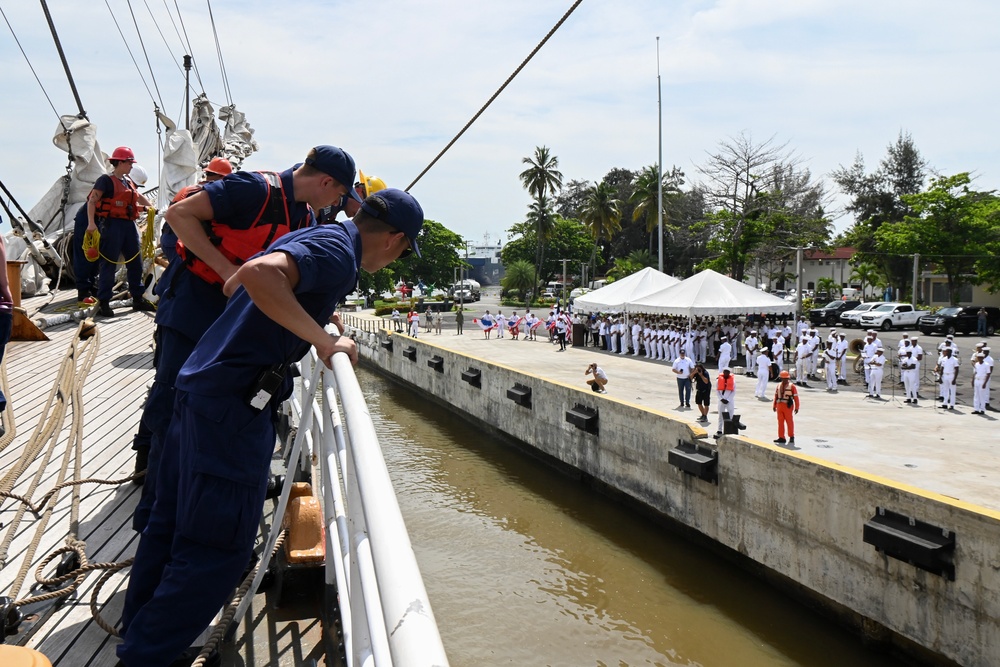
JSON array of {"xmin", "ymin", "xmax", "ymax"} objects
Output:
[{"xmin": 116, "ymin": 189, "xmax": 425, "ymax": 667}]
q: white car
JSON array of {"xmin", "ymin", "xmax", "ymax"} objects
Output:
[{"xmin": 839, "ymin": 302, "xmax": 878, "ymax": 328}]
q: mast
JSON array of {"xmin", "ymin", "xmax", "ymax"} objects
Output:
[
  {"xmin": 39, "ymin": 0, "xmax": 86, "ymax": 119},
  {"xmin": 184, "ymin": 55, "xmax": 192, "ymax": 130},
  {"xmin": 656, "ymin": 37, "xmax": 663, "ymax": 273}
]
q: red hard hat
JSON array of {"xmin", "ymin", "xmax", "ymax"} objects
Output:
[
  {"xmin": 204, "ymin": 157, "xmax": 233, "ymax": 177},
  {"xmin": 110, "ymin": 146, "xmax": 136, "ymax": 162}
]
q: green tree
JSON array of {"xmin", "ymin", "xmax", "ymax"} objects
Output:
[
  {"xmin": 816, "ymin": 276, "xmax": 839, "ymax": 299},
  {"xmin": 697, "ymin": 132, "xmax": 829, "ymax": 280},
  {"xmin": 501, "ymin": 217, "xmax": 594, "ymax": 284},
  {"xmin": 501, "ymin": 259, "xmax": 536, "ymax": 307},
  {"xmin": 974, "ymin": 198, "xmax": 1000, "ymax": 292},
  {"xmin": 630, "ymin": 165, "xmax": 684, "ymax": 254},
  {"xmin": 849, "ymin": 261, "xmax": 882, "ymax": 300},
  {"xmin": 606, "ymin": 257, "xmax": 643, "ymax": 282},
  {"xmin": 519, "ymin": 145, "xmax": 563, "ymax": 200},
  {"xmin": 519, "ymin": 146, "xmax": 564, "ymax": 293},
  {"xmin": 387, "ymin": 219, "xmax": 464, "ymax": 292},
  {"xmin": 877, "ymin": 173, "xmax": 996, "ymax": 304},
  {"xmin": 579, "ymin": 181, "xmax": 622, "ymax": 284},
  {"xmin": 833, "ymin": 131, "xmax": 927, "ymax": 298},
  {"xmin": 627, "ymin": 249, "xmax": 655, "ymax": 268}
]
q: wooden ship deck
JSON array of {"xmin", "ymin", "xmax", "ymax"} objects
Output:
[{"xmin": 0, "ymin": 288, "xmax": 324, "ymax": 667}]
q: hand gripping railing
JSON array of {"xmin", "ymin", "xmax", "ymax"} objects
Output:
[{"xmin": 228, "ymin": 348, "xmax": 449, "ymax": 667}]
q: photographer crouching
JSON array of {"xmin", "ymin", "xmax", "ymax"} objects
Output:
[{"xmin": 585, "ymin": 363, "xmax": 608, "ymax": 394}]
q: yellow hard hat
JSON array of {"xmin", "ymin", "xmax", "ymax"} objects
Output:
[{"xmin": 357, "ymin": 169, "xmax": 387, "ymax": 199}]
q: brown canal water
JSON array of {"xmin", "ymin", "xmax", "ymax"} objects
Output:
[{"xmin": 359, "ymin": 369, "xmax": 911, "ymax": 667}]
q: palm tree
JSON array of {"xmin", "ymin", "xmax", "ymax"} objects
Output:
[
  {"xmin": 627, "ymin": 249, "xmax": 655, "ymax": 268},
  {"xmin": 630, "ymin": 165, "xmax": 681, "ymax": 253},
  {"xmin": 501, "ymin": 259, "xmax": 536, "ymax": 308},
  {"xmin": 816, "ymin": 276, "xmax": 839, "ymax": 300},
  {"xmin": 579, "ymin": 181, "xmax": 622, "ymax": 283},
  {"xmin": 525, "ymin": 195, "xmax": 555, "ymax": 293},
  {"xmin": 849, "ymin": 261, "xmax": 881, "ymax": 300},
  {"xmin": 519, "ymin": 146, "xmax": 563, "ymax": 200},
  {"xmin": 520, "ymin": 146, "xmax": 563, "ymax": 295}
]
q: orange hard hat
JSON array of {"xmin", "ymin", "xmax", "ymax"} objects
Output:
[
  {"xmin": 110, "ymin": 146, "xmax": 136, "ymax": 162},
  {"xmin": 205, "ymin": 157, "xmax": 233, "ymax": 177},
  {"xmin": 779, "ymin": 370, "xmax": 790, "ymax": 379}
]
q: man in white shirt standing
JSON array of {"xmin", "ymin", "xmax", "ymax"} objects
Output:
[
  {"xmin": 971, "ymin": 352, "xmax": 991, "ymax": 414},
  {"xmin": 836, "ymin": 332, "xmax": 850, "ymax": 385},
  {"xmin": 717, "ymin": 335, "xmax": 732, "ymax": 372},
  {"xmin": 794, "ymin": 337, "xmax": 812, "ymax": 386},
  {"xmin": 823, "ymin": 341, "xmax": 838, "ymax": 392},
  {"xmin": 671, "ymin": 349, "xmax": 695, "ymax": 409},
  {"xmin": 900, "ymin": 349, "xmax": 919, "ymax": 404},
  {"xmin": 936, "ymin": 347, "xmax": 960, "ymax": 410},
  {"xmin": 744, "ymin": 330, "xmax": 759, "ymax": 376},
  {"xmin": 867, "ymin": 347, "xmax": 886, "ymax": 399},
  {"xmin": 754, "ymin": 350, "xmax": 771, "ymax": 398}
]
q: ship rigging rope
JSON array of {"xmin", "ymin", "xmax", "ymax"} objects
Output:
[
  {"xmin": 140, "ymin": 0, "xmax": 187, "ymax": 82},
  {"xmin": 0, "ymin": 355, "xmax": 16, "ymax": 453},
  {"xmin": 163, "ymin": 0, "xmax": 206, "ymax": 92},
  {"xmin": 105, "ymin": 0, "xmax": 160, "ymax": 108},
  {"xmin": 125, "ymin": 0, "xmax": 167, "ymax": 111},
  {"xmin": 0, "ymin": 3, "xmax": 67, "ymax": 128},
  {"xmin": 205, "ymin": 0, "xmax": 233, "ymax": 106},
  {"xmin": 172, "ymin": 0, "xmax": 201, "ymax": 77},
  {"xmin": 405, "ymin": 0, "xmax": 585, "ymax": 192},
  {"xmin": 0, "ymin": 321, "xmax": 144, "ymax": 627}
]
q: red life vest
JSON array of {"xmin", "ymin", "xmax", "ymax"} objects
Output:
[
  {"xmin": 96, "ymin": 176, "xmax": 139, "ymax": 220},
  {"xmin": 176, "ymin": 172, "xmax": 299, "ymax": 287},
  {"xmin": 716, "ymin": 374, "xmax": 735, "ymax": 391}
]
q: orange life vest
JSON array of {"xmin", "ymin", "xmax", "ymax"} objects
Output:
[
  {"xmin": 716, "ymin": 374, "xmax": 735, "ymax": 391},
  {"xmin": 176, "ymin": 172, "xmax": 297, "ymax": 287},
  {"xmin": 96, "ymin": 176, "xmax": 139, "ymax": 220}
]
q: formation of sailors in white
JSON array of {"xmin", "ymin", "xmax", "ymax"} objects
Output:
[{"xmin": 561, "ymin": 312, "xmax": 994, "ymax": 413}]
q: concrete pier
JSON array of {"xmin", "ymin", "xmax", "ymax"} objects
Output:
[{"xmin": 346, "ymin": 316, "xmax": 999, "ymax": 667}]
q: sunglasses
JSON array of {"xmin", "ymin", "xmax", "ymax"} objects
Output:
[{"xmin": 395, "ymin": 231, "xmax": 414, "ymax": 259}]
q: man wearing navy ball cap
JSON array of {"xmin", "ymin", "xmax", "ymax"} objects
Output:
[
  {"xmin": 118, "ymin": 188, "xmax": 424, "ymax": 666},
  {"xmin": 130, "ymin": 145, "xmax": 360, "ymax": 537}
]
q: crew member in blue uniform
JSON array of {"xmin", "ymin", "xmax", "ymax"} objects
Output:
[
  {"xmin": 71, "ymin": 202, "xmax": 99, "ymax": 305},
  {"xmin": 117, "ymin": 188, "xmax": 424, "ymax": 667},
  {"xmin": 159, "ymin": 156, "xmax": 234, "ymax": 264},
  {"xmin": 130, "ymin": 145, "xmax": 361, "ymax": 533},
  {"xmin": 86, "ymin": 146, "xmax": 156, "ymax": 316}
]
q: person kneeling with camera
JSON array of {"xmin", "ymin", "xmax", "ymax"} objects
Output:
[{"xmin": 585, "ymin": 363, "xmax": 608, "ymax": 394}]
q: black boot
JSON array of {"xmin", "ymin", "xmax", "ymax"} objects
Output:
[
  {"xmin": 133, "ymin": 446, "xmax": 149, "ymax": 486},
  {"xmin": 132, "ymin": 297, "xmax": 156, "ymax": 312},
  {"xmin": 97, "ymin": 300, "xmax": 114, "ymax": 317}
]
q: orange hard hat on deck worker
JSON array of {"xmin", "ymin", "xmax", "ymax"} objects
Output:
[{"xmin": 204, "ymin": 157, "xmax": 233, "ymax": 179}]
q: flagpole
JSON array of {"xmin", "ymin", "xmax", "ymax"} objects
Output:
[{"xmin": 656, "ymin": 36, "xmax": 664, "ymax": 273}]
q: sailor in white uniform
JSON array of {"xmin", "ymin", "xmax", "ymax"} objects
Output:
[
  {"xmin": 936, "ymin": 347, "xmax": 960, "ymax": 409},
  {"xmin": 867, "ymin": 348, "xmax": 886, "ymax": 398}
]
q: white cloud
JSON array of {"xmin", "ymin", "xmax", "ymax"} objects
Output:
[{"xmin": 2, "ymin": 0, "xmax": 999, "ymax": 242}]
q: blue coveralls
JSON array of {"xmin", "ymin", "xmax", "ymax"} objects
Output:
[
  {"xmin": 92, "ymin": 174, "xmax": 145, "ymax": 303},
  {"xmin": 71, "ymin": 203, "xmax": 99, "ymax": 300},
  {"xmin": 132, "ymin": 169, "xmax": 312, "ymax": 532},
  {"xmin": 117, "ymin": 223, "xmax": 359, "ymax": 666},
  {"xmin": 0, "ymin": 215, "xmax": 10, "ymax": 411}
]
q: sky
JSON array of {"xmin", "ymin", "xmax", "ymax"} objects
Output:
[{"xmin": 2, "ymin": 0, "xmax": 999, "ymax": 246}]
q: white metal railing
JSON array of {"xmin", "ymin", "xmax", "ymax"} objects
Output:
[{"xmin": 256, "ymin": 345, "xmax": 449, "ymax": 667}]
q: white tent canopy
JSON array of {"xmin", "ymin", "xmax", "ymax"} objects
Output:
[
  {"xmin": 626, "ymin": 269, "xmax": 795, "ymax": 317},
  {"xmin": 573, "ymin": 266, "xmax": 680, "ymax": 312}
]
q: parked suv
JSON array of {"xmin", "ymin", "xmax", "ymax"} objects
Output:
[
  {"xmin": 839, "ymin": 302, "xmax": 878, "ymax": 328},
  {"xmin": 809, "ymin": 300, "xmax": 861, "ymax": 326},
  {"xmin": 918, "ymin": 306, "xmax": 1000, "ymax": 336}
]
